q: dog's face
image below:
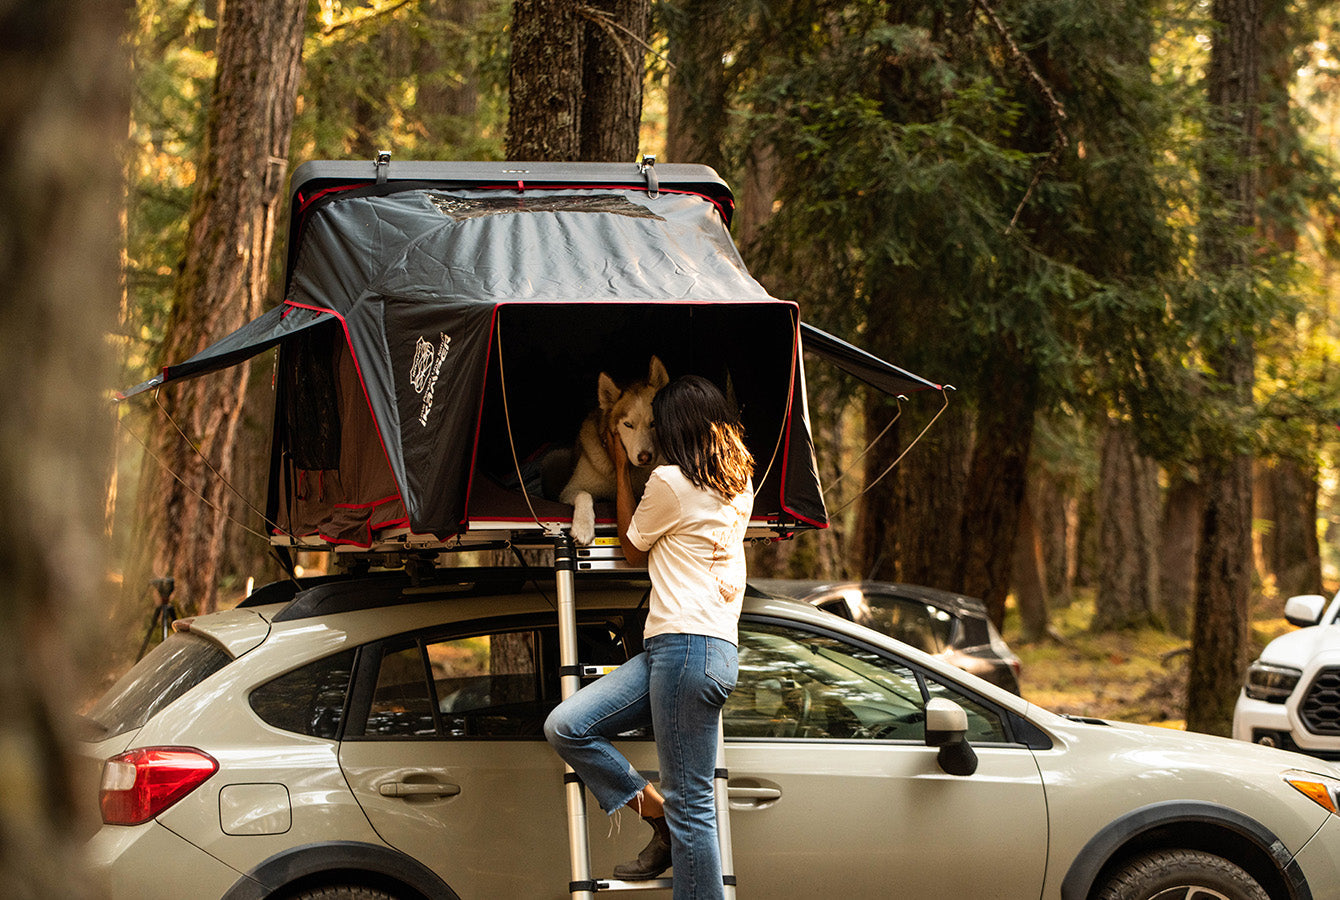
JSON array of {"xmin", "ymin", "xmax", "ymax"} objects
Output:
[{"xmin": 598, "ymin": 356, "xmax": 669, "ymax": 468}]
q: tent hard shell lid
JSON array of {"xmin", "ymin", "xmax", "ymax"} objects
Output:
[{"xmin": 121, "ymin": 159, "xmax": 941, "ymax": 551}]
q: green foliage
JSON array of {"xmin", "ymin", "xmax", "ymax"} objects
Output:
[
  {"xmin": 296, "ymin": 0, "xmax": 510, "ymax": 162},
  {"xmin": 122, "ymin": 0, "xmax": 217, "ymax": 384}
]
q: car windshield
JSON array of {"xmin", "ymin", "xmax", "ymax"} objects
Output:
[{"xmin": 82, "ymin": 633, "xmax": 232, "ymax": 740}]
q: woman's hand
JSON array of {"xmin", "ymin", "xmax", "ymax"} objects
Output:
[
  {"xmin": 604, "ymin": 426, "xmax": 648, "ymax": 566},
  {"xmin": 603, "ymin": 427, "xmax": 628, "ymax": 477}
]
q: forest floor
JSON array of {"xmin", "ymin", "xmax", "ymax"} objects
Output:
[{"xmin": 1003, "ymin": 593, "xmax": 1303, "ymax": 729}]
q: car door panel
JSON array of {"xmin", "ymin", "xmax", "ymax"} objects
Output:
[
  {"xmin": 339, "ymin": 738, "xmax": 661, "ymax": 899},
  {"xmin": 725, "ymin": 742, "xmax": 1046, "ymax": 898}
]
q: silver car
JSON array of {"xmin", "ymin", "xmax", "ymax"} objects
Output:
[{"xmin": 81, "ymin": 568, "xmax": 1340, "ymax": 899}]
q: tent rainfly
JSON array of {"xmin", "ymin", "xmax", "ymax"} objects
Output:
[{"xmin": 120, "ymin": 160, "xmax": 941, "ymax": 551}]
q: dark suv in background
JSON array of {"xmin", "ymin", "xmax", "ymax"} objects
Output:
[{"xmin": 753, "ymin": 580, "xmax": 1022, "ymax": 694}]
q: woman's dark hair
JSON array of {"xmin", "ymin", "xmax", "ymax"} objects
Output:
[{"xmin": 652, "ymin": 375, "xmax": 754, "ymax": 497}]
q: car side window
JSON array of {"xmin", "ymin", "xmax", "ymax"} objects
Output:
[
  {"xmin": 427, "ymin": 631, "xmax": 544, "ymax": 738},
  {"xmin": 354, "ymin": 628, "xmax": 554, "ymax": 739},
  {"xmin": 366, "ymin": 642, "xmax": 437, "ymax": 737},
  {"xmin": 726, "ymin": 621, "xmax": 1006, "ymax": 743}
]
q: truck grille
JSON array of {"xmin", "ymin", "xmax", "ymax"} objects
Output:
[{"xmin": 1300, "ymin": 667, "xmax": 1340, "ymax": 735}]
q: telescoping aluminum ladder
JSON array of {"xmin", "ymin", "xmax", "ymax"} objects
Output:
[{"xmin": 551, "ymin": 532, "xmax": 737, "ymax": 899}]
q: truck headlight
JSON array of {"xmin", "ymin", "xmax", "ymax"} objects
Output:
[{"xmin": 1245, "ymin": 661, "xmax": 1301, "ymax": 702}]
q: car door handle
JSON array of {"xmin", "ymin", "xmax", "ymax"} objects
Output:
[
  {"xmin": 728, "ymin": 787, "xmax": 782, "ymax": 803},
  {"xmin": 378, "ymin": 781, "xmax": 462, "ymax": 798}
]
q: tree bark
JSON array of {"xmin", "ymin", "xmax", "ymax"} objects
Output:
[
  {"xmin": 958, "ymin": 346, "xmax": 1039, "ymax": 630},
  {"xmin": 1257, "ymin": 458, "xmax": 1323, "ymax": 597},
  {"xmin": 1186, "ymin": 0, "xmax": 1261, "ymax": 736},
  {"xmin": 1159, "ymin": 471, "xmax": 1202, "ymax": 637},
  {"xmin": 663, "ymin": 0, "xmax": 729, "ymax": 172},
  {"xmin": 1092, "ymin": 419, "xmax": 1162, "ymax": 631},
  {"xmin": 507, "ymin": 0, "xmax": 582, "ymax": 160},
  {"xmin": 1033, "ymin": 469, "xmax": 1077, "ymax": 608},
  {"xmin": 579, "ymin": 0, "xmax": 650, "ymax": 161},
  {"xmin": 132, "ymin": 0, "xmax": 305, "ymax": 616},
  {"xmin": 1012, "ymin": 492, "xmax": 1050, "ymax": 641},
  {"xmin": 0, "ymin": 0, "xmax": 128, "ymax": 891}
]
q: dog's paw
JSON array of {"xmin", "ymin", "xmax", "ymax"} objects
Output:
[{"xmin": 571, "ymin": 495, "xmax": 595, "ymax": 545}]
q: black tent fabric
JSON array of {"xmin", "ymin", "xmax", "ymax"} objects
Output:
[
  {"xmin": 120, "ymin": 162, "xmax": 942, "ymax": 547},
  {"xmin": 798, "ymin": 322, "xmax": 940, "ymax": 395}
]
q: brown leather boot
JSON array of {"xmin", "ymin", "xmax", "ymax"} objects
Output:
[{"xmin": 613, "ymin": 815, "xmax": 672, "ymax": 880}]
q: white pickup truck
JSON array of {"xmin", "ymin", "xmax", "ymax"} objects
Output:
[{"xmin": 1233, "ymin": 591, "xmax": 1340, "ymax": 759}]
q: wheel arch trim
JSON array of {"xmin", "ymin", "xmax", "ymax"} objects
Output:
[
  {"xmin": 1058, "ymin": 800, "xmax": 1310, "ymax": 900},
  {"xmin": 219, "ymin": 839, "xmax": 458, "ymax": 900}
]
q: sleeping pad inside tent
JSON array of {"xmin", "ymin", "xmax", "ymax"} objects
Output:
[{"xmin": 120, "ymin": 160, "xmax": 940, "ymax": 552}]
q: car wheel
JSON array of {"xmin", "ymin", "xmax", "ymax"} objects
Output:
[
  {"xmin": 286, "ymin": 887, "xmax": 401, "ymax": 900},
  {"xmin": 1094, "ymin": 848, "xmax": 1269, "ymax": 900}
]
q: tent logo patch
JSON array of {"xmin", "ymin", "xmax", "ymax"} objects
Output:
[{"xmin": 410, "ymin": 332, "xmax": 452, "ymax": 426}]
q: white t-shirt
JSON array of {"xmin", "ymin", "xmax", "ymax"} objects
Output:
[{"xmin": 626, "ymin": 465, "xmax": 754, "ymax": 645}]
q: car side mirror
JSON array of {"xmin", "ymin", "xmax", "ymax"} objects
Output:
[
  {"xmin": 924, "ymin": 698, "xmax": 978, "ymax": 776},
  {"xmin": 1284, "ymin": 594, "xmax": 1328, "ymax": 628}
]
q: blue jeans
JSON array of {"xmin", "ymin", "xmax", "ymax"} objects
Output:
[{"xmin": 545, "ymin": 632, "xmax": 738, "ymax": 900}]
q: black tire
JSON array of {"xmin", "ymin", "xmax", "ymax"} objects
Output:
[
  {"xmin": 1094, "ymin": 848, "xmax": 1270, "ymax": 900},
  {"xmin": 286, "ymin": 887, "xmax": 401, "ymax": 900}
]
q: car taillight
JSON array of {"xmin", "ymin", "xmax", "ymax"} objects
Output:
[{"xmin": 100, "ymin": 747, "xmax": 218, "ymax": 825}]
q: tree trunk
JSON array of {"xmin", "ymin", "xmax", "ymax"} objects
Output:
[
  {"xmin": 1160, "ymin": 471, "xmax": 1202, "ymax": 637},
  {"xmin": 1092, "ymin": 419, "xmax": 1162, "ymax": 631},
  {"xmin": 1012, "ymin": 492, "xmax": 1050, "ymax": 641},
  {"xmin": 958, "ymin": 347, "xmax": 1039, "ymax": 630},
  {"xmin": 1258, "ymin": 458, "xmax": 1323, "ymax": 597},
  {"xmin": 1252, "ymin": 0, "xmax": 1322, "ymax": 602},
  {"xmin": 0, "ymin": 0, "xmax": 128, "ymax": 891},
  {"xmin": 663, "ymin": 0, "xmax": 729, "ymax": 172},
  {"xmin": 507, "ymin": 0, "xmax": 582, "ymax": 160},
  {"xmin": 132, "ymin": 0, "xmax": 306, "ymax": 616},
  {"xmin": 1033, "ymin": 469, "xmax": 1076, "ymax": 608},
  {"xmin": 1187, "ymin": 0, "xmax": 1261, "ymax": 736},
  {"xmin": 579, "ymin": 0, "xmax": 650, "ymax": 161}
]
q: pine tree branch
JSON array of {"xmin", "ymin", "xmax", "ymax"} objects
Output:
[{"xmin": 972, "ymin": 0, "xmax": 1070, "ymax": 232}]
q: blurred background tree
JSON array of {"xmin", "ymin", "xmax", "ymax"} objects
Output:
[{"xmin": 0, "ymin": 0, "xmax": 129, "ymax": 892}]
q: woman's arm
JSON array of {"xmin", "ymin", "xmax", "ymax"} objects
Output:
[{"xmin": 604, "ymin": 429, "xmax": 649, "ymax": 567}]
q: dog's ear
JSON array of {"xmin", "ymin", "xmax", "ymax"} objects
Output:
[
  {"xmin": 648, "ymin": 355, "xmax": 669, "ymax": 390},
  {"xmin": 597, "ymin": 372, "xmax": 621, "ymax": 411}
]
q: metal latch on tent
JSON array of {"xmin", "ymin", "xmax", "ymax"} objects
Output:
[
  {"xmin": 375, "ymin": 150, "xmax": 391, "ymax": 184},
  {"xmin": 639, "ymin": 154, "xmax": 658, "ymax": 198}
]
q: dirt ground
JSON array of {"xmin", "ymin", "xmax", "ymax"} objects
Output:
[{"xmin": 1003, "ymin": 593, "xmax": 1302, "ymax": 729}]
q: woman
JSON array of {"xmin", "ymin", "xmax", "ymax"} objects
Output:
[{"xmin": 544, "ymin": 374, "xmax": 755, "ymax": 900}]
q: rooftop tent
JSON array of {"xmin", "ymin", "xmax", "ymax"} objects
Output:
[{"xmin": 123, "ymin": 160, "xmax": 941, "ymax": 550}]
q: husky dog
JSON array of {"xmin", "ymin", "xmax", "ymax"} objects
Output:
[{"xmin": 560, "ymin": 356, "xmax": 669, "ymax": 545}]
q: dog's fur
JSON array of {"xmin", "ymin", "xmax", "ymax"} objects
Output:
[{"xmin": 560, "ymin": 356, "xmax": 669, "ymax": 545}]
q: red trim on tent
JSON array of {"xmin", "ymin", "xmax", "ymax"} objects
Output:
[
  {"xmin": 282, "ymin": 299, "xmax": 409, "ymax": 522},
  {"xmin": 333, "ymin": 493, "xmax": 402, "ymax": 510},
  {"xmin": 775, "ymin": 312, "xmax": 828, "ymax": 530}
]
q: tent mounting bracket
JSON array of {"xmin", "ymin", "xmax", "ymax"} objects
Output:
[{"xmin": 639, "ymin": 154, "xmax": 658, "ymax": 198}]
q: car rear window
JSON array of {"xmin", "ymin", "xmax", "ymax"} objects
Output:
[
  {"xmin": 84, "ymin": 633, "xmax": 232, "ymax": 740},
  {"xmin": 250, "ymin": 649, "xmax": 356, "ymax": 739},
  {"xmin": 859, "ymin": 597, "xmax": 956, "ymax": 654}
]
